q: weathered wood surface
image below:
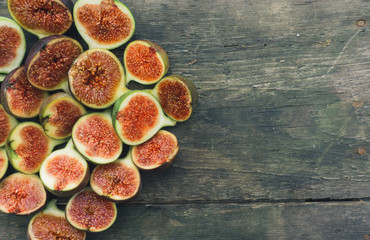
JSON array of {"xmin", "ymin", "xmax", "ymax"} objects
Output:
[{"xmin": 0, "ymin": 0, "xmax": 369, "ymax": 239}]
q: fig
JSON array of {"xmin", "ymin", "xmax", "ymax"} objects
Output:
[
  {"xmin": 0, "ymin": 148, "xmax": 9, "ymax": 180},
  {"xmin": 7, "ymin": 0, "xmax": 73, "ymax": 38},
  {"xmin": 0, "ymin": 17, "xmax": 26, "ymax": 75},
  {"xmin": 68, "ymin": 48, "xmax": 127, "ymax": 109},
  {"xmin": 113, "ymin": 90, "xmax": 176, "ymax": 145},
  {"xmin": 72, "ymin": 110, "xmax": 122, "ymax": 164},
  {"xmin": 6, "ymin": 121, "xmax": 64, "ymax": 174},
  {"xmin": 39, "ymin": 140, "xmax": 89, "ymax": 197},
  {"xmin": 28, "ymin": 199, "xmax": 86, "ymax": 240},
  {"xmin": 124, "ymin": 40, "xmax": 169, "ymax": 85},
  {"xmin": 39, "ymin": 92, "xmax": 87, "ymax": 140},
  {"xmin": 90, "ymin": 152, "xmax": 141, "ymax": 202},
  {"xmin": 73, "ymin": 0, "xmax": 135, "ymax": 49},
  {"xmin": 151, "ymin": 75, "xmax": 198, "ymax": 122},
  {"xmin": 0, "ymin": 104, "xmax": 18, "ymax": 147},
  {"xmin": 1, "ymin": 66, "xmax": 48, "ymax": 119},
  {"xmin": 66, "ymin": 187, "xmax": 117, "ymax": 232},
  {"xmin": 0, "ymin": 172, "xmax": 46, "ymax": 215},
  {"xmin": 131, "ymin": 130, "xmax": 179, "ymax": 170},
  {"xmin": 25, "ymin": 35, "xmax": 83, "ymax": 91}
]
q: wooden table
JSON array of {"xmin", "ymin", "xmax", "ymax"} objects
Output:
[{"xmin": 1, "ymin": 0, "xmax": 369, "ymax": 239}]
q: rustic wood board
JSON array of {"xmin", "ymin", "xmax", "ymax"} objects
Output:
[{"xmin": 0, "ymin": 0, "xmax": 369, "ymax": 239}]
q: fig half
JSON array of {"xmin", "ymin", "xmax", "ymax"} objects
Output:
[
  {"xmin": 68, "ymin": 48, "xmax": 127, "ymax": 109},
  {"xmin": 28, "ymin": 199, "xmax": 86, "ymax": 240},
  {"xmin": 72, "ymin": 111, "xmax": 123, "ymax": 164},
  {"xmin": 1, "ymin": 66, "xmax": 49, "ymax": 119},
  {"xmin": 0, "ymin": 148, "xmax": 9, "ymax": 180},
  {"xmin": 0, "ymin": 16, "xmax": 26, "ymax": 75},
  {"xmin": 113, "ymin": 90, "xmax": 176, "ymax": 145},
  {"xmin": 25, "ymin": 35, "xmax": 83, "ymax": 91},
  {"xmin": 39, "ymin": 92, "xmax": 87, "ymax": 140},
  {"xmin": 0, "ymin": 172, "xmax": 46, "ymax": 215},
  {"xmin": 0, "ymin": 104, "xmax": 18, "ymax": 147},
  {"xmin": 73, "ymin": 0, "xmax": 135, "ymax": 49},
  {"xmin": 39, "ymin": 140, "xmax": 89, "ymax": 197},
  {"xmin": 90, "ymin": 152, "xmax": 141, "ymax": 202},
  {"xmin": 124, "ymin": 40, "xmax": 169, "ymax": 85},
  {"xmin": 66, "ymin": 187, "xmax": 117, "ymax": 232},
  {"xmin": 7, "ymin": 0, "xmax": 73, "ymax": 38}
]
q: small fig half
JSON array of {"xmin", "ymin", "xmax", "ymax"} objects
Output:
[
  {"xmin": 7, "ymin": 0, "xmax": 73, "ymax": 38},
  {"xmin": 66, "ymin": 187, "xmax": 117, "ymax": 232},
  {"xmin": 68, "ymin": 48, "xmax": 127, "ymax": 109},
  {"xmin": 131, "ymin": 130, "xmax": 179, "ymax": 170},
  {"xmin": 113, "ymin": 90, "xmax": 176, "ymax": 145},
  {"xmin": 0, "ymin": 104, "xmax": 18, "ymax": 147},
  {"xmin": 124, "ymin": 40, "xmax": 169, "ymax": 85},
  {"xmin": 28, "ymin": 199, "xmax": 86, "ymax": 240},
  {"xmin": 72, "ymin": 111, "xmax": 123, "ymax": 164},
  {"xmin": 6, "ymin": 122, "xmax": 64, "ymax": 174},
  {"xmin": 0, "ymin": 148, "xmax": 9, "ymax": 180},
  {"xmin": 74, "ymin": 0, "xmax": 135, "ymax": 49},
  {"xmin": 40, "ymin": 92, "xmax": 87, "ymax": 140},
  {"xmin": 0, "ymin": 17, "xmax": 26, "ymax": 74},
  {"xmin": 90, "ymin": 152, "xmax": 141, "ymax": 202},
  {"xmin": 39, "ymin": 140, "xmax": 89, "ymax": 197},
  {"xmin": 0, "ymin": 172, "xmax": 46, "ymax": 215},
  {"xmin": 25, "ymin": 35, "xmax": 83, "ymax": 91},
  {"xmin": 151, "ymin": 75, "xmax": 198, "ymax": 122},
  {"xmin": 1, "ymin": 66, "xmax": 48, "ymax": 118}
]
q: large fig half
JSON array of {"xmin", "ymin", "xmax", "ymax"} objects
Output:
[
  {"xmin": 66, "ymin": 187, "xmax": 117, "ymax": 232},
  {"xmin": 73, "ymin": 0, "xmax": 135, "ymax": 49},
  {"xmin": 7, "ymin": 0, "xmax": 73, "ymax": 38},
  {"xmin": 113, "ymin": 90, "xmax": 176, "ymax": 145},
  {"xmin": 0, "ymin": 104, "xmax": 18, "ymax": 147},
  {"xmin": 68, "ymin": 48, "xmax": 127, "ymax": 109},
  {"xmin": 0, "ymin": 17, "xmax": 26, "ymax": 75},
  {"xmin": 0, "ymin": 148, "xmax": 9, "ymax": 180},
  {"xmin": 25, "ymin": 35, "xmax": 83, "ymax": 91},
  {"xmin": 0, "ymin": 172, "xmax": 46, "ymax": 215},
  {"xmin": 28, "ymin": 199, "xmax": 86, "ymax": 240}
]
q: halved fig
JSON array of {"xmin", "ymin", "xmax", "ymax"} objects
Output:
[
  {"xmin": 72, "ymin": 110, "xmax": 122, "ymax": 164},
  {"xmin": 0, "ymin": 172, "xmax": 46, "ymax": 215},
  {"xmin": 73, "ymin": 0, "xmax": 135, "ymax": 49},
  {"xmin": 0, "ymin": 17, "xmax": 26, "ymax": 74},
  {"xmin": 39, "ymin": 140, "xmax": 89, "ymax": 197},
  {"xmin": 124, "ymin": 40, "xmax": 169, "ymax": 85},
  {"xmin": 25, "ymin": 35, "xmax": 83, "ymax": 91},
  {"xmin": 0, "ymin": 148, "xmax": 9, "ymax": 180},
  {"xmin": 40, "ymin": 92, "xmax": 87, "ymax": 140},
  {"xmin": 68, "ymin": 48, "xmax": 127, "ymax": 109},
  {"xmin": 28, "ymin": 199, "xmax": 86, "ymax": 240},
  {"xmin": 90, "ymin": 152, "xmax": 141, "ymax": 202},
  {"xmin": 0, "ymin": 104, "xmax": 18, "ymax": 147},
  {"xmin": 113, "ymin": 90, "xmax": 176, "ymax": 145},
  {"xmin": 66, "ymin": 187, "xmax": 117, "ymax": 232},
  {"xmin": 131, "ymin": 130, "xmax": 179, "ymax": 170},
  {"xmin": 7, "ymin": 0, "xmax": 73, "ymax": 38},
  {"xmin": 151, "ymin": 75, "xmax": 198, "ymax": 122},
  {"xmin": 6, "ymin": 122, "xmax": 65, "ymax": 174},
  {"xmin": 1, "ymin": 66, "xmax": 48, "ymax": 118}
]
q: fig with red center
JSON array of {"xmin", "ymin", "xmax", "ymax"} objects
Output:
[
  {"xmin": 0, "ymin": 148, "xmax": 9, "ymax": 180},
  {"xmin": 0, "ymin": 104, "xmax": 18, "ymax": 147}
]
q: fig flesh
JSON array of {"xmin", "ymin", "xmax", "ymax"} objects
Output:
[
  {"xmin": 25, "ymin": 35, "xmax": 83, "ymax": 91},
  {"xmin": 73, "ymin": 0, "xmax": 135, "ymax": 49},
  {"xmin": 1, "ymin": 66, "xmax": 48, "ymax": 118},
  {"xmin": 39, "ymin": 140, "xmax": 89, "ymax": 197},
  {"xmin": 0, "ymin": 104, "xmax": 18, "ymax": 147},
  {"xmin": 0, "ymin": 172, "xmax": 46, "ymax": 215},
  {"xmin": 0, "ymin": 17, "xmax": 26, "ymax": 74},
  {"xmin": 68, "ymin": 48, "xmax": 127, "ymax": 109},
  {"xmin": 72, "ymin": 111, "xmax": 123, "ymax": 165},
  {"xmin": 0, "ymin": 148, "xmax": 9, "ymax": 180},
  {"xmin": 7, "ymin": 0, "xmax": 73, "ymax": 38},
  {"xmin": 39, "ymin": 92, "xmax": 87, "ymax": 140},
  {"xmin": 131, "ymin": 130, "xmax": 179, "ymax": 170},
  {"xmin": 124, "ymin": 40, "xmax": 169, "ymax": 85},
  {"xmin": 151, "ymin": 75, "xmax": 198, "ymax": 122},
  {"xmin": 90, "ymin": 152, "xmax": 141, "ymax": 202},
  {"xmin": 113, "ymin": 90, "xmax": 176, "ymax": 145},
  {"xmin": 66, "ymin": 187, "xmax": 117, "ymax": 232},
  {"xmin": 28, "ymin": 199, "xmax": 86, "ymax": 240}
]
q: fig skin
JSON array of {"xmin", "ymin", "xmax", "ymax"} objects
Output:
[{"xmin": 0, "ymin": 148, "xmax": 9, "ymax": 180}]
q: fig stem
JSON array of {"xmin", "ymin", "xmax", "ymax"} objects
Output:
[
  {"xmin": 45, "ymin": 199, "xmax": 59, "ymax": 212},
  {"xmin": 50, "ymin": 137, "xmax": 69, "ymax": 149},
  {"xmin": 162, "ymin": 115, "xmax": 177, "ymax": 127},
  {"xmin": 65, "ymin": 138, "xmax": 75, "ymax": 151},
  {"xmin": 60, "ymin": 80, "xmax": 72, "ymax": 95}
]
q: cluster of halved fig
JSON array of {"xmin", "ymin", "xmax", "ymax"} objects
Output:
[{"xmin": 0, "ymin": 0, "xmax": 198, "ymax": 238}]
